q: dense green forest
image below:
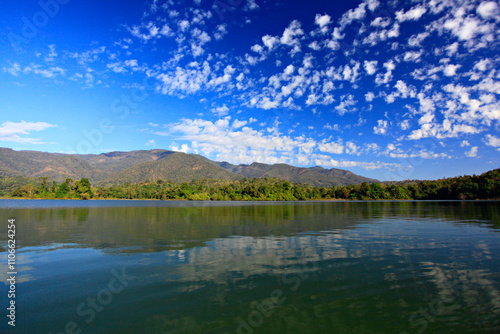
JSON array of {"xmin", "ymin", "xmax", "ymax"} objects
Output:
[{"xmin": 2, "ymin": 168, "xmax": 499, "ymax": 200}]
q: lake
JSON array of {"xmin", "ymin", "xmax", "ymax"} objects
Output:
[{"xmin": 0, "ymin": 200, "xmax": 499, "ymax": 333}]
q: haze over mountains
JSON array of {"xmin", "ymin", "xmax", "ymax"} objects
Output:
[{"xmin": 0, "ymin": 147, "xmax": 378, "ymax": 186}]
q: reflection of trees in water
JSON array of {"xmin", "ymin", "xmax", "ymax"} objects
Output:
[
  {"xmin": 1, "ymin": 201, "xmax": 499, "ymax": 333},
  {"xmin": 1, "ymin": 201, "xmax": 499, "ymax": 252}
]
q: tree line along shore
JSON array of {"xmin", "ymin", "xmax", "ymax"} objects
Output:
[{"xmin": 1, "ymin": 168, "xmax": 498, "ymax": 201}]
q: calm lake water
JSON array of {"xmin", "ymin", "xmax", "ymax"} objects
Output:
[{"xmin": 0, "ymin": 200, "xmax": 499, "ymax": 333}]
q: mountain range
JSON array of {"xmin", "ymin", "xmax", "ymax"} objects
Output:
[{"xmin": 0, "ymin": 147, "xmax": 378, "ymax": 186}]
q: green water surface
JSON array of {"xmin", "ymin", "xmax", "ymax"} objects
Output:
[{"xmin": 0, "ymin": 200, "xmax": 499, "ymax": 333}]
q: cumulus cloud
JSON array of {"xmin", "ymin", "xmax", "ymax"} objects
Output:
[
  {"xmin": 232, "ymin": 119, "xmax": 248, "ymax": 129},
  {"xmin": 163, "ymin": 117, "xmax": 397, "ymax": 169},
  {"xmin": 0, "ymin": 121, "xmax": 57, "ymax": 144},
  {"xmin": 443, "ymin": 15, "xmax": 492, "ymax": 41},
  {"xmin": 214, "ymin": 24, "xmax": 228, "ymax": 40},
  {"xmin": 465, "ymin": 146, "xmax": 478, "ymax": 157},
  {"xmin": 477, "ymin": 1, "xmax": 499, "ymax": 20},
  {"xmin": 244, "ymin": 0, "xmax": 259, "ymax": 12},
  {"xmin": 339, "ymin": 3, "xmax": 366, "ymax": 28},
  {"xmin": 443, "ymin": 64, "xmax": 461, "ymax": 76},
  {"xmin": 315, "ymin": 13, "xmax": 331, "ymax": 32},
  {"xmin": 280, "ymin": 20, "xmax": 304, "ymax": 47},
  {"xmin": 262, "ymin": 35, "xmax": 280, "ymax": 50},
  {"xmin": 212, "ymin": 104, "xmax": 230, "ymax": 116},
  {"xmin": 404, "ymin": 51, "xmax": 423, "ymax": 62},
  {"xmin": 171, "ymin": 143, "xmax": 190, "ymax": 153},
  {"xmin": 318, "ymin": 140, "xmax": 343, "ymax": 154},
  {"xmin": 335, "ymin": 94, "xmax": 357, "ymax": 115},
  {"xmin": 373, "ymin": 119, "xmax": 388, "ymax": 134},
  {"xmin": 363, "ymin": 60, "xmax": 378, "ymax": 75},
  {"xmin": 365, "ymin": 92, "xmax": 375, "ymax": 102},
  {"xmin": 396, "ymin": 6, "xmax": 427, "ymax": 22},
  {"xmin": 400, "ymin": 119, "xmax": 410, "ymax": 130},
  {"xmin": 484, "ymin": 134, "xmax": 500, "ymax": 149}
]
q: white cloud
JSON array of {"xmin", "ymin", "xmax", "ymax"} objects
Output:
[
  {"xmin": 45, "ymin": 44, "xmax": 58, "ymax": 62},
  {"xmin": 178, "ymin": 20, "xmax": 190, "ymax": 32},
  {"xmin": 323, "ymin": 123, "xmax": 340, "ymax": 131},
  {"xmin": 474, "ymin": 58, "xmax": 492, "ymax": 71},
  {"xmin": 2, "ymin": 62, "xmax": 21, "ymax": 76},
  {"xmin": 167, "ymin": 117, "xmax": 314, "ymax": 164},
  {"xmin": 244, "ymin": 0, "xmax": 259, "ymax": 11},
  {"xmin": 385, "ymin": 148, "xmax": 450, "ymax": 159},
  {"xmin": 67, "ymin": 46, "xmax": 106, "ymax": 66},
  {"xmin": 171, "ymin": 143, "xmax": 190, "ymax": 153},
  {"xmin": 362, "ymin": 22, "xmax": 400, "ymax": 45},
  {"xmin": 408, "ymin": 120, "xmax": 482, "ymax": 140},
  {"xmin": 107, "ymin": 62, "xmax": 127, "ymax": 73},
  {"xmin": 443, "ymin": 64, "xmax": 461, "ymax": 76},
  {"xmin": 280, "ymin": 20, "xmax": 304, "ymax": 46},
  {"xmin": 160, "ymin": 24, "xmax": 173, "ymax": 37},
  {"xmin": 262, "ymin": 35, "xmax": 280, "ymax": 50},
  {"xmin": 232, "ymin": 119, "xmax": 247, "ymax": 129},
  {"xmin": 315, "ymin": 14, "xmax": 331, "ymax": 29},
  {"xmin": 484, "ymin": 134, "xmax": 500, "ymax": 149},
  {"xmin": 465, "ymin": 146, "xmax": 478, "ymax": 157},
  {"xmin": 165, "ymin": 117, "xmax": 397, "ymax": 170},
  {"xmin": 404, "ymin": 51, "xmax": 422, "ymax": 62},
  {"xmin": 0, "ymin": 121, "xmax": 57, "ymax": 144},
  {"xmin": 445, "ymin": 42, "xmax": 459, "ymax": 56},
  {"xmin": 340, "ymin": 3, "xmax": 366, "ymax": 28},
  {"xmin": 157, "ymin": 60, "xmax": 212, "ymax": 95},
  {"xmin": 212, "ymin": 104, "xmax": 230, "ymax": 116},
  {"xmin": 370, "ymin": 17, "xmax": 391, "ymax": 28},
  {"xmin": 395, "ymin": 80, "xmax": 415, "ymax": 98},
  {"xmin": 21, "ymin": 64, "xmax": 65, "ymax": 78},
  {"xmin": 408, "ymin": 32, "xmax": 430, "ymax": 46},
  {"xmin": 396, "ymin": 6, "xmax": 427, "ymax": 22},
  {"xmin": 477, "ymin": 1, "xmax": 499, "ymax": 20},
  {"xmin": 365, "ymin": 0, "xmax": 380, "ymax": 12},
  {"xmin": 284, "ymin": 64, "xmax": 295, "ymax": 76},
  {"xmin": 318, "ymin": 140, "xmax": 343, "ymax": 154},
  {"xmin": 308, "ymin": 41, "xmax": 321, "ymax": 50},
  {"xmin": 251, "ymin": 44, "xmax": 264, "ymax": 54},
  {"xmin": 345, "ymin": 141, "xmax": 359, "ymax": 155},
  {"xmin": 444, "ymin": 16, "xmax": 492, "ymax": 41},
  {"xmin": 363, "ymin": 60, "xmax": 378, "ymax": 75},
  {"xmin": 214, "ymin": 24, "xmax": 228, "ymax": 40},
  {"xmin": 375, "ymin": 60, "xmax": 396, "ymax": 84},
  {"xmin": 335, "ymin": 94, "xmax": 357, "ymax": 114},
  {"xmin": 365, "ymin": 92, "xmax": 375, "ymax": 102},
  {"xmin": 145, "ymin": 139, "xmax": 155, "ymax": 147},
  {"xmin": 128, "ymin": 22, "xmax": 164, "ymax": 42},
  {"xmin": 373, "ymin": 120, "xmax": 388, "ymax": 134}
]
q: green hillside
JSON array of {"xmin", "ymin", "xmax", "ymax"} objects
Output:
[
  {"xmin": 0, "ymin": 147, "xmax": 379, "ymax": 187},
  {"xmin": 105, "ymin": 152, "xmax": 243, "ymax": 185},
  {"xmin": 79, "ymin": 149, "xmax": 175, "ymax": 174},
  {"xmin": 217, "ymin": 162, "xmax": 378, "ymax": 186},
  {"xmin": 0, "ymin": 147, "xmax": 107, "ymax": 183}
]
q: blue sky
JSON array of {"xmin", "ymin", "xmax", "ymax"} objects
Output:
[{"xmin": 1, "ymin": 0, "xmax": 499, "ymax": 181}]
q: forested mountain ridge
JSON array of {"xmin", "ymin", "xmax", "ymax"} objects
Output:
[
  {"xmin": 4, "ymin": 168, "xmax": 499, "ymax": 201},
  {"xmin": 215, "ymin": 161, "xmax": 377, "ymax": 186},
  {"xmin": 0, "ymin": 147, "xmax": 376, "ymax": 187},
  {"xmin": 105, "ymin": 152, "xmax": 243, "ymax": 185}
]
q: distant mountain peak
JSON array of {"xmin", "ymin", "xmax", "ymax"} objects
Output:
[{"xmin": 0, "ymin": 147, "xmax": 377, "ymax": 186}]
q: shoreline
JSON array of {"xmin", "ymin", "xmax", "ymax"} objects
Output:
[{"xmin": 1, "ymin": 197, "xmax": 499, "ymax": 202}]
